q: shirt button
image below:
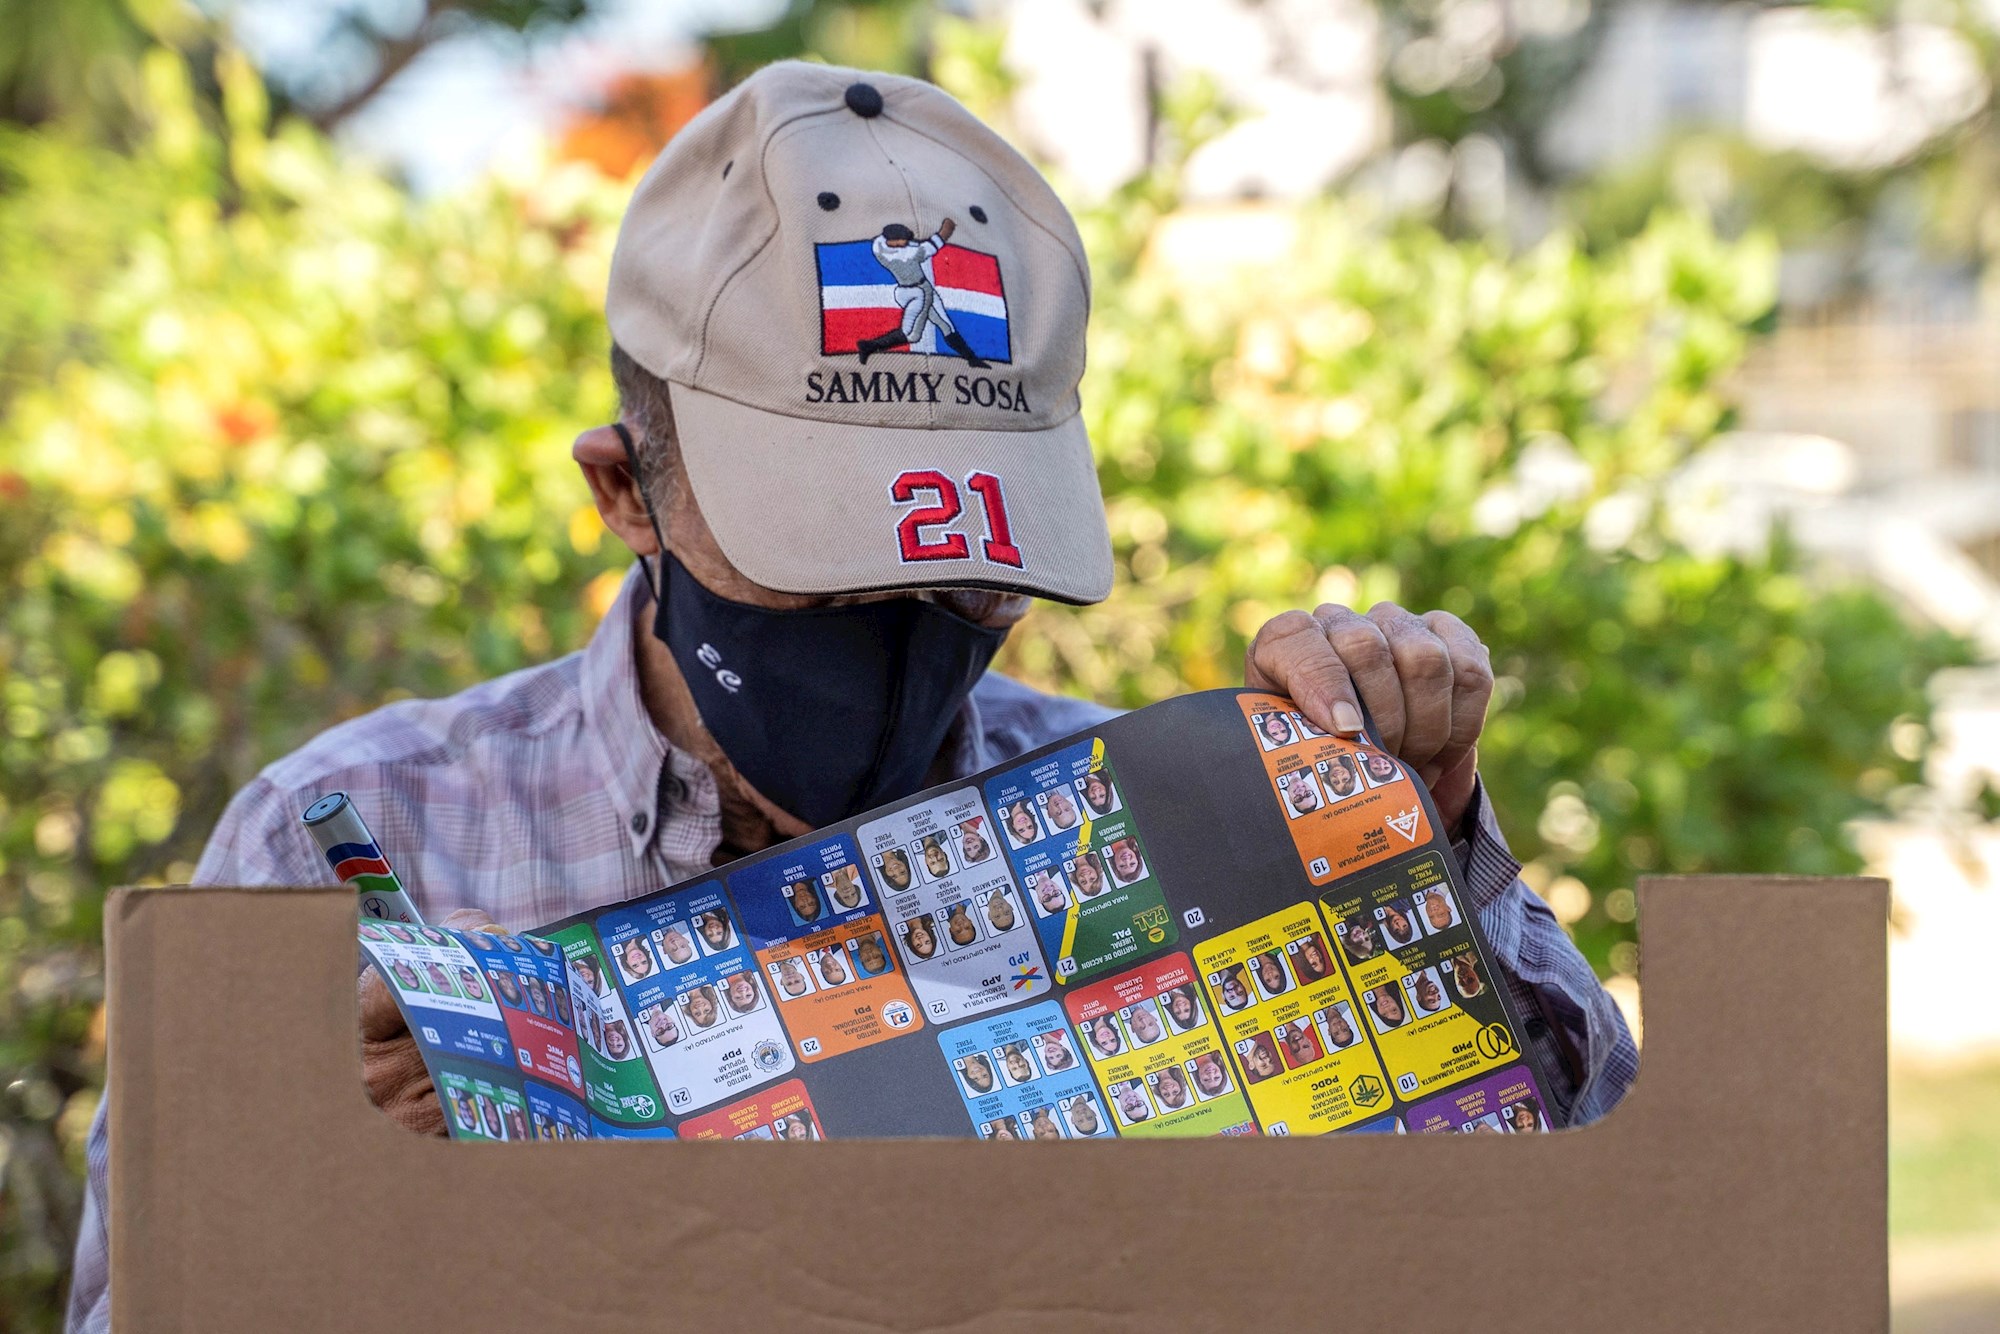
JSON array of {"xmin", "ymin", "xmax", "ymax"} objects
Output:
[{"xmin": 630, "ymin": 812, "xmax": 649, "ymax": 836}]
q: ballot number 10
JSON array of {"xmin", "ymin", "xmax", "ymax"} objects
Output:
[{"xmin": 891, "ymin": 469, "xmax": 1024, "ymax": 569}]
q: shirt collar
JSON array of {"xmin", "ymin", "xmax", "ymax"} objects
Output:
[{"xmin": 578, "ymin": 562, "xmax": 711, "ymax": 860}]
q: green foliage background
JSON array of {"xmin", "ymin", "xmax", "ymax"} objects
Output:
[{"xmin": 0, "ymin": 38, "xmax": 1971, "ymax": 1332}]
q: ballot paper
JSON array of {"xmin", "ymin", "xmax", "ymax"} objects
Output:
[{"xmin": 359, "ymin": 689, "xmax": 1561, "ymax": 1140}]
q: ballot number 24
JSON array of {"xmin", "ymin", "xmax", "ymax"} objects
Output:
[{"xmin": 890, "ymin": 469, "xmax": 1024, "ymax": 568}]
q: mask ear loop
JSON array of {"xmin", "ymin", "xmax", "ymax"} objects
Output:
[{"xmin": 613, "ymin": 421, "xmax": 671, "ymax": 600}]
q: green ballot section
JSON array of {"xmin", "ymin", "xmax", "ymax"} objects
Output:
[{"xmin": 358, "ymin": 689, "xmax": 1561, "ymax": 1140}]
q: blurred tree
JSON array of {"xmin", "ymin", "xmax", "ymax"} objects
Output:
[
  {"xmin": 701, "ymin": 0, "xmax": 932, "ymax": 87},
  {"xmin": 0, "ymin": 0, "xmax": 201, "ymax": 131},
  {"xmin": 283, "ymin": 0, "xmax": 587, "ymax": 129},
  {"xmin": 1378, "ymin": 0, "xmax": 1614, "ymax": 195}
]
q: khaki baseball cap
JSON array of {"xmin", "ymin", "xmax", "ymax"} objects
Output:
[{"xmin": 607, "ymin": 61, "xmax": 1113, "ymax": 605}]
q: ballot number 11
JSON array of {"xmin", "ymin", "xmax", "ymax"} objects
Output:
[{"xmin": 891, "ymin": 469, "xmax": 1025, "ymax": 569}]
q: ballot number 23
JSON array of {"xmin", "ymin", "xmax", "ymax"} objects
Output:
[{"xmin": 890, "ymin": 469, "xmax": 1024, "ymax": 568}]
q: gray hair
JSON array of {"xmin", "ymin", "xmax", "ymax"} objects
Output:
[{"xmin": 610, "ymin": 341, "xmax": 683, "ymax": 518}]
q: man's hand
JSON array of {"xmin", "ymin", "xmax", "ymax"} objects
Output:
[
  {"xmin": 1246, "ymin": 602, "xmax": 1493, "ymax": 831},
  {"xmin": 359, "ymin": 907, "xmax": 504, "ymax": 1135}
]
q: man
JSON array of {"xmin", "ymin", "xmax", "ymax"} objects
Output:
[
  {"xmin": 815, "ymin": 947, "xmax": 848, "ymax": 987},
  {"xmin": 853, "ymin": 934, "xmax": 891, "ymax": 976},
  {"xmin": 984, "ymin": 889, "xmax": 1017, "ymax": 934},
  {"xmin": 1285, "ymin": 772, "xmax": 1322, "ymax": 815},
  {"xmin": 1030, "ymin": 868, "xmax": 1068, "ymax": 915},
  {"xmin": 774, "ymin": 958, "xmax": 810, "ymax": 998},
  {"xmin": 658, "ymin": 924, "xmax": 696, "ymax": 966},
  {"xmin": 828, "ymin": 864, "xmax": 865, "ymax": 910},
  {"xmin": 1322, "ymin": 1006, "xmax": 1357, "ymax": 1051},
  {"xmin": 647, "ymin": 1006, "xmax": 682, "ymax": 1049},
  {"xmin": 69, "ymin": 61, "xmax": 1634, "ymax": 1332}
]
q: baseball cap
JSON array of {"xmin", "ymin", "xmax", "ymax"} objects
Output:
[{"xmin": 607, "ymin": 62, "xmax": 1113, "ymax": 606}]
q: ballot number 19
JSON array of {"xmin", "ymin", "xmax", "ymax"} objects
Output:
[{"xmin": 891, "ymin": 469, "xmax": 1024, "ymax": 569}]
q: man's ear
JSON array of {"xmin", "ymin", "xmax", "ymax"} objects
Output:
[{"xmin": 573, "ymin": 423, "xmax": 659, "ymax": 556}]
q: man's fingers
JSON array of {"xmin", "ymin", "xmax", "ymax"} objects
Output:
[
  {"xmin": 1314, "ymin": 605, "xmax": 1402, "ymax": 748},
  {"xmin": 1367, "ymin": 603, "xmax": 1454, "ymax": 772},
  {"xmin": 438, "ymin": 907, "xmax": 503, "ymax": 935},
  {"xmin": 374, "ymin": 1055, "xmax": 445, "ymax": 1136},
  {"xmin": 1423, "ymin": 609, "xmax": 1494, "ymax": 773},
  {"xmin": 1245, "ymin": 610, "xmax": 1364, "ymax": 736},
  {"xmin": 358, "ymin": 965, "xmax": 408, "ymax": 1044},
  {"xmin": 387, "ymin": 1082, "xmax": 446, "ymax": 1138}
]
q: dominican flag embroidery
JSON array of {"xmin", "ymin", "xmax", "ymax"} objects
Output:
[{"xmin": 815, "ymin": 240, "xmax": 1013, "ymax": 363}]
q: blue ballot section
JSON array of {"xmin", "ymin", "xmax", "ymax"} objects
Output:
[{"xmin": 938, "ymin": 1000, "xmax": 1108, "ymax": 1140}]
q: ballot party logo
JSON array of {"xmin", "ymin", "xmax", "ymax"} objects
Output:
[{"xmin": 815, "ymin": 218, "xmax": 1012, "ymax": 367}]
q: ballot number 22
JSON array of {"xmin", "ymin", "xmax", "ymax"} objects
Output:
[{"xmin": 891, "ymin": 469, "xmax": 1024, "ymax": 568}]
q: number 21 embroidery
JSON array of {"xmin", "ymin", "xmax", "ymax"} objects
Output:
[{"xmin": 890, "ymin": 469, "xmax": 1024, "ymax": 568}]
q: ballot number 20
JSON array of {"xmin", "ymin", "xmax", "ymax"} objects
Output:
[{"xmin": 890, "ymin": 469, "xmax": 1024, "ymax": 568}]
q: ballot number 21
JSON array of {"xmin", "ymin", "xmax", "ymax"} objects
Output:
[{"xmin": 890, "ymin": 469, "xmax": 1024, "ymax": 568}]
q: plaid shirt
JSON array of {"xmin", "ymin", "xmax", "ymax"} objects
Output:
[{"xmin": 67, "ymin": 564, "xmax": 1637, "ymax": 1331}]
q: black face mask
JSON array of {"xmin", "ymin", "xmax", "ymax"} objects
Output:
[{"xmin": 615, "ymin": 426, "xmax": 1007, "ymax": 828}]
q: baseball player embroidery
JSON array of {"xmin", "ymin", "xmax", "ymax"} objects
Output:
[
  {"xmin": 815, "ymin": 221, "xmax": 1012, "ymax": 366},
  {"xmin": 859, "ymin": 219, "xmax": 987, "ymax": 366}
]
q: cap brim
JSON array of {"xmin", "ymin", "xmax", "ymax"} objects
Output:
[{"xmin": 669, "ymin": 382, "xmax": 1114, "ymax": 605}]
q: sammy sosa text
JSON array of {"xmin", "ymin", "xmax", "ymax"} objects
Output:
[{"xmin": 805, "ymin": 370, "xmax": 1032, "ymax": 412}]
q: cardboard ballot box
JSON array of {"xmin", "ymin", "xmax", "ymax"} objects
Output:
[{"xmin": 106, "ymin": 875, "xmax": 1887, "ymax": 1332}]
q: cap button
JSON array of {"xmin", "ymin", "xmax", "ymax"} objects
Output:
[{"xmin": 844, "ymin": 82, "xmax": 884, "ymax": 118}]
